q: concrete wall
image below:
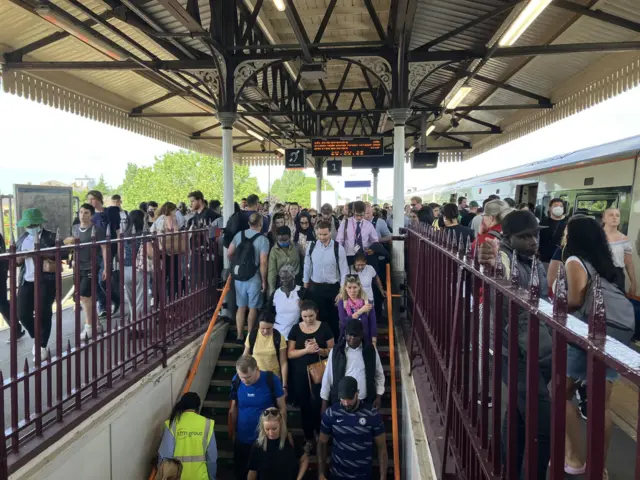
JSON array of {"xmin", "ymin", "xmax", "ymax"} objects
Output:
[
  {"xmin": 11, "ymin": 323, "xmax": 229, "ymax": 480},
  {"xmin": 395, "ymin": 326, "xmax": 438, "ymax": 480}
]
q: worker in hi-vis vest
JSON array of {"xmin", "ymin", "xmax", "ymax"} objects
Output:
[{"xmin": 157, "ymin": 392, "xmax": 217, "ymax": 480}]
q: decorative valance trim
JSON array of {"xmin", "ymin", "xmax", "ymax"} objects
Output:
[
  {"xmin": 0, "ymin": 69, "xmax": 220, "ymax": 157},
  {"xmin": 467, "ymin": 56, "xmax": 640, "ymax": 160}
]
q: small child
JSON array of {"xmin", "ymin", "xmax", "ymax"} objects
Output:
[{"xmin": 336, "ymin": 274, "xmax": 377, "ymax": 347}]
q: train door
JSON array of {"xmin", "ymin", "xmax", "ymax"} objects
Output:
[{"xmin": 515, "ymin": 183, "xmax": 538, "ymax": 206}]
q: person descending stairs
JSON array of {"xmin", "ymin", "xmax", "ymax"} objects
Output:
[{"xmin": 201, "ymin": 325, "xmax": 400, "ymax": 479}]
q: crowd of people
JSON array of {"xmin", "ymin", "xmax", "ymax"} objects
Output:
[{"xmin": 2, "ymin": 186, "xmax": 636, "ymax": 480}]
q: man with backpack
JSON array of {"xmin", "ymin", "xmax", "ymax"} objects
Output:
[
  {"xmin": 229, "ymin": 355, "xmax": 286, "ymax": 480},
  {"xmin": 228, "ymin": 213, "xmax": 270, "ymax": 344},
  {"xmin": 303, "ymin": 220, "xmax": 349, "ymax": 339}
]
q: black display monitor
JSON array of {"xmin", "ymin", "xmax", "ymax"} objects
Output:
[{"xmin": 412, "ymin": 152, "xmax": 439, "ymax": 169}]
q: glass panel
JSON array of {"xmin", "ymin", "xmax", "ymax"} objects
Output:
[{"xmin": 574, "ymin": 195, "xmax": 618, "ymax": 222}]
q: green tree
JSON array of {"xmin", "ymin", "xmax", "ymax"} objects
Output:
[
  {"xmin": 270, "ymin": 170, "xmax": 333, "ymax": 207},
  {"xmin": 93, "ymin": 174, "xmax": 112, "ymax": 197},
  {"xmin": 119, "ymin": 150, "xmax": 262, "ymax": 211}
]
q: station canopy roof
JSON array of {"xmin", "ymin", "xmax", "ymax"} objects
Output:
[{"xmin": 1, "ymin": 0, "xmax": 640, "ymax": 166}]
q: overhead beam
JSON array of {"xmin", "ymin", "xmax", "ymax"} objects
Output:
[
  {"xmin": 283, "ymin": 0, "xmax": 313, "ymax": 62},
  {"xmin": 412, "ymin": 1, "xmax": 522, "ymax": 53},
  {"xmin": 443, "ymin": 67, "xmax": 551, "ymax": 104},
  {"xmin": 450, "ymin": 104, "xmax": 553, "ymax": 112},
  {"xmin": 410, "ymin": 41, "xmax": 640, "ymax": 62},
  {"xmin": 553, "ymin": 0, "xmax": 640, "ymax": 33},
  {"xmin": 363, "ymin": 0, "xmax": 387, "ymax": 42},
  {"xmin": 456, "ymin": 113, "xmax": 501, "ymax": 131},
  {"xmin": 131, "ymin": 92, "xmax": 180, "ymax": 112},
  {"xmin": 313, "ymin": 0, "xmax": 338, "ymax": 44}
]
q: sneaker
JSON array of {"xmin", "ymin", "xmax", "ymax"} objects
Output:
[
  {"xmin": 82, "ymin": 324, "xmax": 93, "ymax": 341},
  {"xmin": 6, "ymin": 329, "xmax": 26, "ymax": 344},
  {"xmin": 98, "ymin": 310, "xmax": 107, "ymax": 319},
  {"xmin": 235, "ymin": 338, "xmax": 245, "ymax": 345},
  {"xmin": 31, "ymin": 345, "xmax": 49, "ymax": 362}
]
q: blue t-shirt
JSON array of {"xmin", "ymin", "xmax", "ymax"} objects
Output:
[
  {"xmin": 230, "ymin": 371, "xmax": 284, "ymax": 444},
  {"xmin": 320, "ymin": 403, "xmax": 385, "ymax": 479}
]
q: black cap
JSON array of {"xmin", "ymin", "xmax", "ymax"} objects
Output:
[
  {"xmin": 338, "ymin": 376, "xmax": 358, "ymax": 400},
  {"xmin": 345, "ymin": 319, "xmax": 364, "ymax": 336},
  {"xmin": 502, "ymin": 210, "xmax": 546, "ymax": 237},
  {"xmin": 276, "ymin": 226, "xmax": 291, "ymax": 236}
]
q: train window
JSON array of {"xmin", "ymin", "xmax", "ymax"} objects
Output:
[
  {"xmin": 584, "ymin": 177, "xmax": 594, "ymax": 186},
  {"xmin": 573, "ymin": 194, "xmax": 618, "ymax": 223}
]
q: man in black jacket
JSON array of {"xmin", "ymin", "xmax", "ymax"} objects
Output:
[
  {"xmin": 15, "ymin": 209, "xmax": 65, "ymax": 360},
  {"xmin": 320, "ymin": 319, "xmax": 385, "ymax": 413}
]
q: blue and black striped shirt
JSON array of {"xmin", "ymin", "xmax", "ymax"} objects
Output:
[{"xmin": 320, "ymin": 403, "xmax": 385, "ymax": 479}]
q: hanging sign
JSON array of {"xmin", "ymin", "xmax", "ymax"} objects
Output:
[
  {"xmin": 312, "ymin": 137, "xmax": 383, "ymax": 157},
  {"xmin": 326, "ymin": 160, "xmax": 342, "ymax": 176},
  {"xmin": 285, "ymin": 148, "xmax": 306, "ymax": 169}
]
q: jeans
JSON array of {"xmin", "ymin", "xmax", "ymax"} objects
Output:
[
  {"xmin": 97, "ymin": 257, "xmax": 120, "ymax": 314},
  {"xmin": 0, "ymin": 272, "xmax": 10, "ymax": 323},
  {"xmin": 18, "ymin": 280, "xmax": 55, "ymax": 348},
  {"xmin": 501, "ymin": 354, "xmax": 552, "ymax": 480}
]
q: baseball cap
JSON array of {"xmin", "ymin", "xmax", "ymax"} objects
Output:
[
  {"xmin": 345, "ymin": 319, "xmax": 364, "ymax": 337},
  {"xmin": 483, "ymin": 199, "xmax": 513, "ymax": 218},
  {"xmin": 502, "ymin": 210, "xmax": 546, "ymax": 237},
  {"xmin": 338, "ymin": 376, "xmax": 358, "ymax": 400}
]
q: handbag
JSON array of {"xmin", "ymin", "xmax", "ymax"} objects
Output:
[{"xmin": 307, "ymin": 354, "xmax": 328, "ymax": 396}]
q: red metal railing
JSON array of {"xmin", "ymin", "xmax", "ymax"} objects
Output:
[
  {"xmin": 0, "ymin": 225, "xmax": 222, "ymax": 476},
  {"xmin": 406, "ymin": 224, "xmax": 640, "ymax": 480}
]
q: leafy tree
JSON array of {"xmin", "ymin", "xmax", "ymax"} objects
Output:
[
  {"xmin": 93, "ymin": 174, "xmax": 112, "ymax": 197},
  {"xmin": 119, "ymin": 151, "xmax": 262, "ymax": 211},
  {"xmin": 270, "ymin": 170, "xmax": 333, "ymax": 207}
]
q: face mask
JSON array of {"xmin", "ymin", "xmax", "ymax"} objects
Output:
[
  {"xmin": 278, "ymin": 242, "xmax": 290, "ymax": 248},
  {"xmin": 26, "ymin": 227, "xmax": 42, "ymax": 237},
  {"xmin": 551, "ymin": 206, "xmax": 564, "ymax": 217}
]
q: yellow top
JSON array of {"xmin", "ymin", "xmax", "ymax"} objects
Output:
[{"xmin": 246, "ymin": 331, "xmax": 286, "ymax": 377}]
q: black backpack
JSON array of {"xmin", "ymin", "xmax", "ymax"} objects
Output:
[
  {"xmin": 231, "ymin": 231, "xmax": 260, "ymax": 281},
  {"xmin": 248, "ymin": 329, "xmax": 282, "ymax": 369},
  {"xmin": 223, "ymin": 212, "xmax": 249, "ymax": 248},
  {"xmin": 230, "ymin": 370, "xmax": 278, "ymax": 406}
]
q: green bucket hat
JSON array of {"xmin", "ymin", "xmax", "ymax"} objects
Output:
[{"xmin": 17, "ymin": 208, "xmax": 47, "ymax": 227}]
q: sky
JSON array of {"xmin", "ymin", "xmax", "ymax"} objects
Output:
[{"xmin": 2, "ymin": 85, "xmax": 640, "ymax": 202}]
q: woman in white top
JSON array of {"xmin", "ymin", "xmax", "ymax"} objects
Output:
[
  {"xmin": 272, "ymin": 266, "xmax": 302, "ymax": 339},
  {"xmin": 602, "ymin": 208, "xmax": 636, "ymax": 294},
  {"xmin": 349, "ymin": 251, "xmax": 385, "ymax": 303}
]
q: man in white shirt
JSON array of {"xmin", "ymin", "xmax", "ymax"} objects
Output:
[
  {"xmin": 303, "ymin": 221, "xmax": 349, "ymax": 339},
  {"xmin": 320, "ymin": 319, "xmax": 385, "ymax": 413}
]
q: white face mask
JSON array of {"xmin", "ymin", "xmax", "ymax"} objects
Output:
[
  {"xmin": 551, "ymin": 206, "xmax": 564, "ymax": 217},
  {"xmin": 26, "ymin": 227, "xmax": 42, "ymax": 237}
]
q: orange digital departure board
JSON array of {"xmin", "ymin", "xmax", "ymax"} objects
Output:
[{"xmin": 312, "ymin": 137, "xmax": 383, "ymax": 157}]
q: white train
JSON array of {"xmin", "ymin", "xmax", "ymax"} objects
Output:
[{"xmin": 408, "ymin": 135, "xmax": 640, "ymax": 284}]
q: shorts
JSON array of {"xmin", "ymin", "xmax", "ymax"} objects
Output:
[
  {"xmin": 567, "ymin": 344, "xmax": 619, "ymax": 383},
  {"xmin": 235, "ymin": 275, "xmax": 263, "ymax": 309},
  {"xmin": 79, "ymin": 270, "xmax": 94, "ymax": 298}
]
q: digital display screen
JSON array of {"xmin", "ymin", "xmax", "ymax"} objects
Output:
[{"xmin": 312, "ymin": 137, "xmax": 383, "ymax": 157}]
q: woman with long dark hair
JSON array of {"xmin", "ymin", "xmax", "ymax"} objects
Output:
[
  {"xmin": 119, "ymin": 210, "xmax": 150, "ymax": 324},
  {"xmin": 157, "ymin": 392, "xmax": 217, "ymax": 480},
  {"xmin": 416, "ymin": 205, "xmax": 434, "ymax": 226},
  {"xmin": 293, "ymin": 212, "xmax": 315, "ymax": 255},
  {"xmin": 562, "ymin": 216, "xmax": 629, "ymax": 478},
  {"xmin": 267, "ymin": 212, "xmax": 286, "ymax": 248}
]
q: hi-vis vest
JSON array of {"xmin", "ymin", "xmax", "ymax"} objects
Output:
[{"xmin": 165, "ymin": 412, "xmax": 214, "ymax": 480}]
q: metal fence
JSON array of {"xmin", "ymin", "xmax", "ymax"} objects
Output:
[
  {"xmin": 0, "ymin": 225, "xmax": 222, "ymax": 475},
  {"xmin": 405, "ymin": 225, "xmax": 640, "ymax": 480}
]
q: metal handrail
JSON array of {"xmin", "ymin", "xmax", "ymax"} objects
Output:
[
  {"xmin": 385, "ymin": 263, "xmax": 401, "ymax": 480},
  {"xmin": 147, "ymin": 275, "xmax": 232, "ymax": 480}
]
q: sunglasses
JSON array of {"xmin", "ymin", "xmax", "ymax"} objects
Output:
[{"xmin": 262, "ymin": 407, "xmax": 281, "ymax": 417}]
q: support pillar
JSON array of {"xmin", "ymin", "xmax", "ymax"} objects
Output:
[
  {"xmin": 372, "ymin": 168, "xmax": 379, "ymax": 204},
  {"xmin": 315, "ymin": 158, "xmax": 323, "ymax": 210},
  {"xmin": 218, "ymin": 111, "xmax": 237, "ymax": 269},
  {"xmin": 388, "ymin": 108, "xmax": 411, "ymax": 276}
]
